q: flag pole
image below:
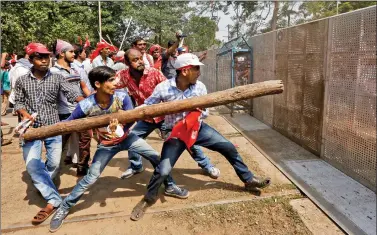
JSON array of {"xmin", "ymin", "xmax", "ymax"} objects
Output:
[
  {"xmin": 119, "ymin": 17, "xmax": 133, "ymax": 50},
  {"xmin": 98, "ymin": 1, "xmax": 102, "ymax": 40}
]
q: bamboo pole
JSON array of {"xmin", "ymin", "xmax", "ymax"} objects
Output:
[
  {"xmin": 98, "ymin": 1, "xmax": 102, "ymax": 39},
  {"xmin": 23, "ymin": 80, "xmax": 284, "ymax": 141}
]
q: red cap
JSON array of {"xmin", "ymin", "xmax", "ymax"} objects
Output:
[{"xmin": 25, "ymin": 43, "xmax": 51, "ymax": 55}]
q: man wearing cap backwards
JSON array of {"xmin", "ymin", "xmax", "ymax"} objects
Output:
[
  {"xmin": 116, "ymin": 49, "xmax": 220, "ymax": 180},
  {"xmin": 130, "ymin": 53, "xmax": 271, "ymax": 221},
  {"xmin": 91, "ymin": 41, "xmax": 114, "ymax": 68},
  {"xmin": 13, "ymin": 42, "xmax": 84, "ymax": 224},
  {"xmin": 50, "ymin": 39, "xmax": 92, "ymax": 176}
]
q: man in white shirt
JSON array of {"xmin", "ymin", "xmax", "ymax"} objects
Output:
[
  {"xmin": 91, "ymin": 41, "xmax": 114, "ymax": 68},
  {"xmin": 9, "ymin": 51, "xmax": 32, "ymax": 117}
]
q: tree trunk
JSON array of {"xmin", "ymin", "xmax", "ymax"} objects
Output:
[
  {"xmin": 271, "ymin": 1, "xmax": 279, "ymax": 31},
  {"xmin": 23, "ymin": 80, "xmax": 284, "ymax": 141}
]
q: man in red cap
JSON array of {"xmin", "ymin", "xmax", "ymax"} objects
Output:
[
  {"xmin": 130, "ymin": 53, "xmax": 271, "ymax": 221},
  {"xmin": 148, "ymin": 44, "xmax": 162, "ymax": 70},
  {"xmin": 14, "ymin": 42, "xmax": 84, "ymax": 224},
  {"xmin": 91, "ymin": 41, "xmax": 114, "ymax": 68}
]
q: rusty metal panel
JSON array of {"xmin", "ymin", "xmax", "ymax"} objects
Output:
[
  {"xmin": 216, "ymin": 53, "xmax": 232, "ymax": 91},
  {"xmin": 250, "ymin": 32, "xmax": 275, "ymax": 126},
  {"xmin": 301, "ymin": 21, "xmax": 327, "ymax": 153},
  {"xmin": 322, "ymin": 7, "xmax": 376, "ymax": 191},
  {"xmin": 273, "ymin": 20, "xmax": 326, "ymax": 155},
  {"xmin": 273, "ymin": 28, "xmax": 289, "ymax": 135},
  {"xmin": 197, "ymin": 49, "xmax": 218, "ymax": 93}
]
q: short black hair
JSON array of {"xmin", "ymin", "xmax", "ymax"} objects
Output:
[
  {"xmin": 132, "ymin": 37, "xmax": 144, "ymax": 47},
  {"xmin": 84, "ymin": 47, "xmax": 92, "ymax": 56},
  {"xmin": 73, "ymin": 45, "xmax": 84, "ymax": 59},
  {"xmin": 88, "ymin": 66, "xmax": 116, "ymax": 90}
]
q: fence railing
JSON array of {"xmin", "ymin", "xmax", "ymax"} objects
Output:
[{"xmin": 197, "ymin": 6, "xmax": 376, "ymax": 191}]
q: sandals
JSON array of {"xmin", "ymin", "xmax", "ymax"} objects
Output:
[
  {"xmin": 31, "ymin": 207, "xmax": 57, "ymax": 224},
  {"xmin": 130, "ymin": 199, "xmax": 151, "ymax": 221}
]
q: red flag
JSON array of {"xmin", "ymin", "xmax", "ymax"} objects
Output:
[
  {"xmin": 84, "ymin": 39, "xmax": 90, "ymax": 48},
  {"xmin": 166, "ymin": 111, "xmax": 202, "ymax": 152}
]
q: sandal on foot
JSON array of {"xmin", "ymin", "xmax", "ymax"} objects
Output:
[
  {"xmin": 31, "ymin": 207, "xmax": 56, "ymax": 225},
  {"xmin": 130, "ymin": 200, "xmax": 150, "ymax": 221}
]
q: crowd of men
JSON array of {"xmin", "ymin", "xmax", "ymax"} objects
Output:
[{"xmin": 0, "ymin": 32, "xmax": 271, "ymax": 233}]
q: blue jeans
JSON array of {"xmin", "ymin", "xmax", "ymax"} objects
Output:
[
  {"xmin": 129, "ymin": 120, "xmax": 213, "ymax": 171},
  {"xmin": 22, "ymin": 136, "xmax": 63, "ymax": 207},
  {"xmin": 61, "ymin": 133, "xmax": 175, "ymax": 210},
  {"xmin": 144, "ymin": 123, "xmax": 254, "ymax": 204}
]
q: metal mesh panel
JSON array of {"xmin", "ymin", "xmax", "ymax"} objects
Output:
[
  {"xmin": 323, "ymin": 7, "xmax": 376, "ymax": 191},
  {"xmin": 216, "ymin": 53, "xmax": 232, "ymax": 91},
  {"xmin": 273, "ymin": 21, "xmax": 326, "ymax": 154},
  {"xmin": 250, "ymin": 32, "xmax": 275, "ymax": 126},
  {"xmin": 197, "ymin": 49, "xmax": 218, "ymax": 93}
]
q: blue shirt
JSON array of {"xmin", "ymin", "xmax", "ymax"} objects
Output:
[
  {"xmin": 144, "ymin": 78, "xmax": 209, "ymax": 129},
  {"xmin": 92, "ymin": 55, "xmax": 114, "ymax": 68},
  {"xmin": 67, "ymin": 90, "xmax": 134, "ymax": 145}
]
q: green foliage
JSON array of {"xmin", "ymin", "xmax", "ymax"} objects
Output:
[{"xmin": 0, "ymin": 1, "xmax": 219, "ymax": 53}]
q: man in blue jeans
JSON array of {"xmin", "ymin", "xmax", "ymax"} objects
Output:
[
  {"xmin": 116, "ymin": 49, "xmax": 220, "ymax": 179},
  {"xmin": 130, "ymin": 53, "xmax": 271, "ymax": 221},
  {"xmin": 14, "ymin": 43, "xmax": 84, "ymax": 224},
  {"xmin": 49, "ymin": 66, "xmax": 188, "ymax": 232}
]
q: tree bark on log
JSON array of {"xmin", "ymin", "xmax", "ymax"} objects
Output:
[{"xmin": 23, "ymin": 80, "xmax": 284, "ymax": 141}]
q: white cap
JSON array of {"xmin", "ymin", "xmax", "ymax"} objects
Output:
[
  {"xmin": 116, "ymin": 50, "xmax": 125, "ymax": 58},
  {"xmin": 174, "ymin": 53, "xmax": 204, "ymax": 69}
]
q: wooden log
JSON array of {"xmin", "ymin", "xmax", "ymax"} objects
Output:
[{"xmin": 23, "ymin": 80, "xmax": 283, "ymax": 141}]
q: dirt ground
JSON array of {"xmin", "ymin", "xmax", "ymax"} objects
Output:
[{"xmin": 1, "ymin": 113, "xmax": 341, "ymax": 234}]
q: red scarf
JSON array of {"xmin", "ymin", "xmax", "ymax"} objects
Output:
[{"xmin": 166, "ymin": 111, "xmax": 201, "ymax": 152}]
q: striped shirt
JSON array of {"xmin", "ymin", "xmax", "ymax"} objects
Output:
[
  {"xmin": 144, "ymin": 78, "xmax": 209, "ymax": 129},
  {"xmin": 14, "ymin": 69, "xmax": 81, "ymax": 128}
]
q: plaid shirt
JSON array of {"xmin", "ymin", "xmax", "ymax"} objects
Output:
[
  {"xmin": 14, "ymin": 69, "xmax": 81, "ymax": 128},
  {"xmin": 116, "ymin": 67, "xmax": 166, "ymax": 123},
  {"xmin": 144, "ymin": 78, "xmax": 209, "ymax": 129}
]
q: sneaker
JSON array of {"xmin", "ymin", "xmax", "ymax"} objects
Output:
[
  {"xmin": 206, "ymin": 166, "xmax": 220, "ymax": 179},
  {"xmin": 49, "ymin": 207, "xmax": 69, "ymax": 233},
  {"xmin": 245, "ymin": 176, "xmax": 271, "ymax": 191},
  {"xmin": 164, "ymin": 184, "xmax": 189, "ymax": 199},
  {"xmin": 120, "ymin": 167, "xmax": 144, "ymax": 179}
]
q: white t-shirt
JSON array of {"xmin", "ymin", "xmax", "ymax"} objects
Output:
[
  {"xmin": 82, "ymin": 58, "xmax": 93, "ymax": 74},
  {"xmin": 8, "ymin": 63, "xmax": 30, "ymax": 104},
  {"xmin": 143, "ymin": 53, "xmax": 154, "ymax": 69}
]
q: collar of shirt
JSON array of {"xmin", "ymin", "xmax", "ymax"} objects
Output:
[
  {"xmin": 121, "ymin": 68, "xmax": 151, "ymax": 102},
  {"xmin": 29, "ymin": 68, "xmax": 52, "ymax": 80},
  {"xmin": 53, "ymin": 63, "xmax": 81, "ymax": 77},
  {"xmin": 73, "ymin": 59, "xmax": 84, "ymax": 69},
  {"xmin": 97, "ymin": 55, "xmax": 111, "ymax": 64}
]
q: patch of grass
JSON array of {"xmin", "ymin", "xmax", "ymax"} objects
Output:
[{"xmin": 155, "ymin": 195, "xmax": 311, "ymax": 235}]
